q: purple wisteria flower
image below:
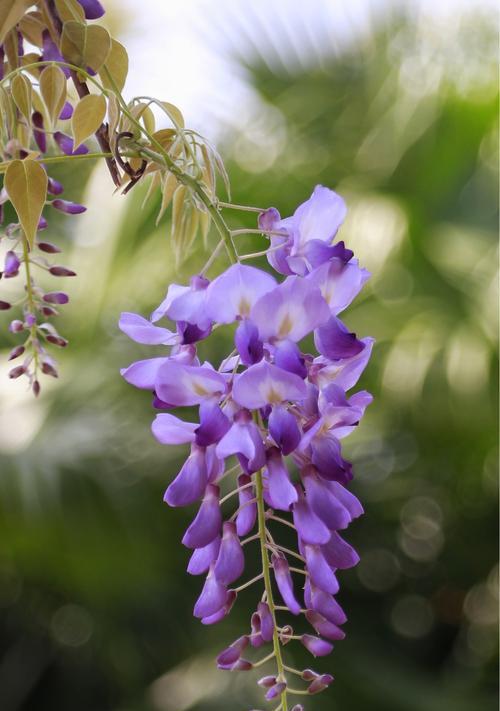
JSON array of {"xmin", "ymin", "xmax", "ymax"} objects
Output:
[{"xmin": 120, "ymin": 184, "xmax": 373, "ymax": 708}]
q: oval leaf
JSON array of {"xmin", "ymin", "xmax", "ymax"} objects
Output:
[
  {"xmin": 60, "ymin": 21, "xmax": 111, "ymax": 72},
  {"xmin": 0, "ymin": 0, "xmax": 32, "ymax": 44},
  {"xmin": 71, "ymin": 94, "xmax": 106, "ymax": 150},
  {"xmin": 100, "ymin": 38, "xmax": 128, "ymax": 92},
  {"xmin": 40, "ymin": 65, "xmax": 67, "ymax": 127},
  {"xmin": 11, "ymin": 73, "xmax": 32, "ymax": 121},
  {"xmin": 54, "ymin": 0, "xmax": 85, "ymax": 22},
  {"xmin": 5, "ymin": 159, "xmax": 47, "ymax": 248}
]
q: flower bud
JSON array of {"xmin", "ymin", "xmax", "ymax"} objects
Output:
[
  {"xmin": 8, "ymin": 345, "xmax": 25, "ymax": 360},
  {"xmin": 279, "ymin": 624, "xmax": 293, "ymax": 645},
  {"xmin": 43, "ymin": 292, "xmax": 69, "ymax": 305},
  {"xmin": 307, "ymin": 673, "xmax": 334, "ymax": 694},
  {"xmin": 265, "ymin": 682, "xmax": 287, "ymax": 700},
  {"xmin": 32, "ymin": 111, "xmax": 46, "ymax": 153},
  {"xmin": 25, "ymin": 313, "xmax": 36, "ymax": 327},
  {"xmin": 32, "ymin": 380, "xmax": 41, "ymax": 397},
  {"xmin": 49, "ymin": 266, "xmax": 77, "ymax": 277},
  {"xmin": 37, "ymin": 241, "xmax": 61, "ymax": 254},
  {"xmin": 46, "ymin": 335, "xmax": 68, "ymax": 347},
  {"xmin": 47, "ymin": 177, "xmax": 64, "ymax": 195},
  {"xmin": 51, "ymin": 199, "xmax": 86, "ymax": 215},
  {"xmin": 41, "ymin": 360, "xmax": 58, "ymax": 377},
  {"xmin": 257, "ymin": 676, "xmax": 276, "ymax": 688},
  {"xmin": 8, "ymin": 365, "xmax": 26, "ymax": 379},
  {"xmin": 38, "ymin": 216, "xmax": 48, "ymax": 231},
  {"xmin": 9, "ymin": 320, "xmax": 24, "ymax": 332},
  {"xmin": 217, "ymin": 635, "xmax": 248, "ymax": 668},
  {"xmin": 3, "ymin": 250, "xmax": 20, "ymax": 277},
  {"xmin": 54, "ymin": 131, "xmax": 88, "ymax": 156},
  {"xmin": 40, "ymin": 306, "xmax": 58, "ymax": 317},
  {"xmin": 300, "ymin": 634, "xmax": 334, "ymax": 657},
  {"xmin": 0, "ymin": 300, "xmax": 12, "ymax": 310}
]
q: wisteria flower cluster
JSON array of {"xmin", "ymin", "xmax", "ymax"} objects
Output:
[{"xmin": 121, "ymin": 186, "xmax": 374, "ymax": 710}]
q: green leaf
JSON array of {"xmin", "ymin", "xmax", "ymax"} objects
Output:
[
  {"xmin": 100, "ymin": 39, "xmax": 128, "ymax": 92},
  {"xmin": 40, "ymin": 65, "xmax": 67, "ymax": 127},
  {"xmin": 54, "ymin": 0, "xmax": 85, "ymax": 22},
  {"xmin": 11, "ymin": 73, "xmax": 32, "ymax": 121},
  {"xmin": 5, "ymin": 159, "xmax": 47, "ymax": 248},
  {"xmin": 156, "ymin": 172, "xmax": 178, "ymax": 226},
  {"xmin": 71, "ymin": 94, "xmax": 106, "ymax": 150},
  {"xmin": 0, "ymin": 0, "xmax": 32, "ymax": 44},
  {"xmin": 60, "ymin": 21, "xmax": 111, "ymax": 73}
]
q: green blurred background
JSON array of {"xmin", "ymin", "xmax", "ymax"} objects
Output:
[{"xmin": 0, "ymin": 1, "xmax": 498, "ymax": 710}]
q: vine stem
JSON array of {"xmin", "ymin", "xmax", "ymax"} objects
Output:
[{"xmin": 255, "ymin": 467, "xmax": 289, "ymax": 711}]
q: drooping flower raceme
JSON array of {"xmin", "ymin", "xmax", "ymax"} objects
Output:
[{"xmin": 121, "ymin": 185, "xmax": 373, "ymax": 709}]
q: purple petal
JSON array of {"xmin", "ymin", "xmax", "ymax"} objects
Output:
[
  {"xmin": 232, "ymin": 360, "xmax": 307, "ymax": 410},
  {"xmin": 216, "ymin": 413, "xmax": 265, "ymax": 473},
  {"xmin": 193, "ymin": 564, "xmax": 227, "ymax": 618},
  {"xmin": 309, "ymin": 258, "xmax": 370, "ymax": 315},
  {"xmin": 305, "ymin": 610, "xmax": 345, "ymax": 641},
  {"xmin": 181, "ymin": 484, "xmax": 221, "ymax": 549},
  {"xmin": 272, "ymin": 554, "xmax": 301, "ymax": 615},
  {"xmin": 119, "ymin": 312, "xmax": 177, "ymax": 345},
  {"xmin": 251, "ymin": 276, "xmax": 330, "ymax": 343},
  {"xmin": 152, "ymin": 276, "xmax": 210, "ymax": 328},
  {"xmin": 273, "ymin": 339, "xmax": 307, "ymax": 378},
  {"xmin": 42, "ymin": 31, "xmax": 69, "ymax": 77},
  {"xmin": 51, "ymin": 198, "xmax": 86, "ymax": 214},
  {"xmin": 156, "ymin": 361, "xmax": 227, "ymax": 406},
  {"xmin": 214, "ymin": 521, "xmax": 244, "ymax": 585},
  {"xmin": 293, "ymin": 185, "xmax": 347, "ymax": 248},
  {"xmin": 152, "ymin": 413, "xmax": 197, "ymax": 445},
  {"xmin": 326, "ymin": 481, "xmax": 364, "ymax": 520},
  {"xmin": 217, "ymin": 635, "xmax": 248, "ymax": 667},
  {"xmin": 120, "ymin": 357, "xmax": 169, "ymax": 390},
  {"xmin": 32, "ymin": 111, "xmax": 46, "ymax": 153},
  {"xmin": 257, "ymin": 601, "xmax": 274, "ymax": 642},
  {"xmin": 321, "ymin": 531, "xmax": 359, "ymax": 569},
  {"xmin": 304, "ymin": 544, "xmax": 339, "ymax": 594},
  {"xmin": 300, "ymin": 634, "xmax": 333, "ymax": 657},
  {"xmin": 235, "ymin": 319, "xmax": 263, "ymax": 365},
  {"xmin": 77, "ymin": 0, "xmax": 105, "ymax": 18},
  {"xmin": 195, "ymin": 401, "xmax": 231, "ymax": 447},
  {"xmin": 304, "ymin": 579, "xmax": 347, "ymax": 625},
  {"xmin": 59, "ymin": 101, "xmax": 73, "ymax": 120},
  {"xmin": 301, "ymin": 467, "xmax": 350, "ymax": 530},
  {"xmin": 268, "ymin": 405, "xmax": 301, "ymax": 456},
  {"xmin": 311, "ymin": 434, "xmax": 352, "ymax": 484},
  {"xmin": 314, "ymin": 316, "xmax": 365, "ymax": 360},
  {"xmin": 206, "ymin": 263, "xmax": 277, "ymax": 323},
  {"xmin": 266, "ymin": 447, "xmax": 298, "ymax": 511},
  {"xmin": 53, "ymin": 132, "xmax": 89, "ymax": 156},
  {"xmin": 201, "ymin": 589, "xmax": 237, "ymax": 625},
  {"xmin": 235, "ymin": 474, "xmax": 257, "ymax": 536},
  {"xmin": 293, "ymin": 486, "xmax": 330, "ymax": 545},
  {"xmin": 187, "ymin": 535, "xmax": 221, "ymax": 575},
  {"xmin": 164, "ymin": 447, "xmax": 208, "ymax": 507},
  {"xmin": 302, "ymin": 238, "xmax": 353, "ymax": 270}
]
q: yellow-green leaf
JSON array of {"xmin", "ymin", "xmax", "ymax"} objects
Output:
[
  {"xmin": 156, "ymin": 172, "xmax": 178, "ymax": 226},
  {"xmin": 11, "ymin": 73, "xmax": 32, "ymax": 121},
  {"xmin": 71, "ymin": 94, "xmax": 106, "ymax": 150},
  {"xmin": 40, "ymin": 65, "xmax": 67, "ymax": 127},
  {"xmin": 18, "ymin": 11, "xmax": 46, "ymax": 48},
  {"xmin": 100, "ymin": 38, "xmax": 128, "ymax": 92},
  {"xmin": 161, "ymin": 102, "xmax": 184, "ymax": 129},
  {"xmin": 54, "ymin": 0, "xmax": 85, "ymax": 22},
  {"xmin": 0, "ymin": 0, "xmax": 32, "ymax": 44},
  {"xmin": 60, "ymin": 21, "xmax": 111, "ymax": 73},
  {"xmin": 5, "ymin": 159, "xmax": 47, "ymax": 248}
]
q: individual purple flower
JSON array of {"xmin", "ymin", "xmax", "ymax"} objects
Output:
[
  {"xmin": 232, "ymin": 360, "xmax": 307, "ymax": 410},
  {"xmin": 187, "ymin": 536, "xmax": 221, "ymax": 575},
  {"xmin": 152, "ymin": 275, "xmax": 211, "ymax": 330},
  {"xmin": 156, "ymin": 361, "xmax": 227, "ymax": 407},
  {"xmin": 272, "ymin": 553, "xmax": 301, "ymax": 615},
  {"xmin": 292, "ymin": 485, "xmax": 330, "ymax": 545},
  {"xmin": 193, "ymin": 563, "xmax": 227, "ymax": 618},
  {"xmin": 206, "ymin": 263, "xmax": 277, "ymax": 324},
  {"xmin": 235, "ymin": 473, "xmax": 257, "ymax": 536},
  {"xmin": 268, "ymin": 405, "xmax": 301, "ymax": 455},
  {"xmin": 300, "ymin": 634, "xmax": 334, "ymax": 657},
  {"xmin": 265, "ymin": 447, "xmax": 297, "ymax": 511},
  {"xmin": 216, "ymin": 409, "xmax": 265, "ymax": 473},
  {"xmin": 3, "ymin": 250, "xmax": 20, "ymax": 278},
  {"xmin": 235, "ymin": 319, "xmax": 263, "ymax": 365},
  {"xmin": 51, "ymin": 199, "xmax": 86, "ymax": 214},
  {"xmin": 163, "ymin": 445, "xmax": 208, "ymax": 507},
  {"xmin": 251, "ymin": 276, "xmax": 330, "ymax": 343},
  {"xmin": 214, "ymin": 521, "xmax": 244, "ymax": 584},
  {"xmin": 182, "ymin": 484, "xmax": 222, "ymax": 549}
]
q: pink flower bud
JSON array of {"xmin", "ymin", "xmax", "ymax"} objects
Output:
[
  {"xmin": 8, "ymin": 365, "xmax": 26, "ymax": 379},
  {"xmin": 32, "ymin": 380, "xmax": 41, "ymax": 397},
  {"xmin": 0, "ymin": 300, "xmax": 12, "ymax": 310},
  {"xmin": 9, "ymin": 320, "xmax": 24, "ymax": 333}
]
